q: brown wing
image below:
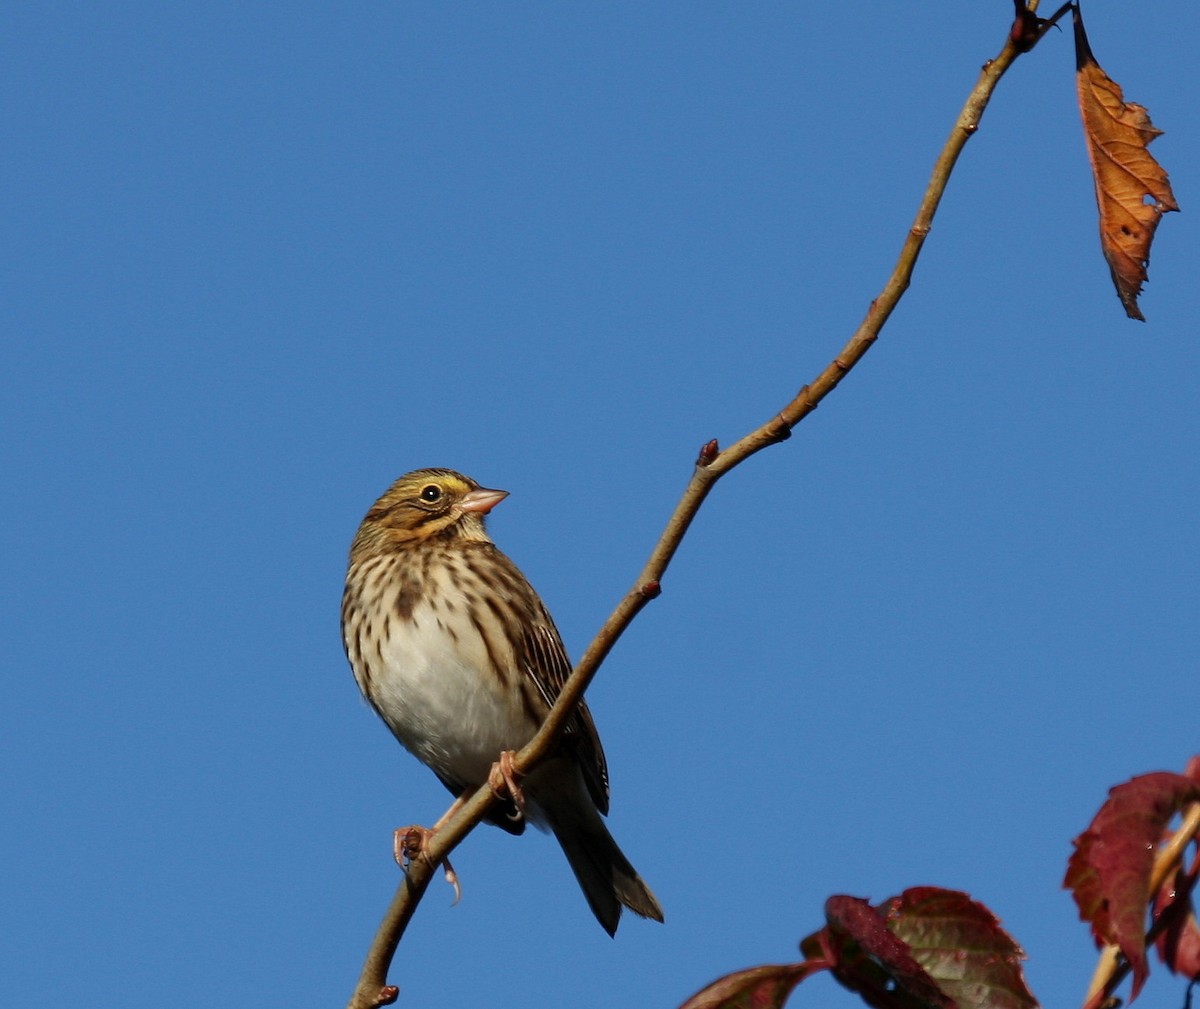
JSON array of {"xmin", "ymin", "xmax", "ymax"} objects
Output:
[
  {"xmin": 469, "ymin": 541, "xmax": 611, "ymax": 814},
  {"xmin": 518, "ymin": 611, "xmax": 611, "ymax": 815}
]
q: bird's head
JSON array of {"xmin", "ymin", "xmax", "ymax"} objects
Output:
[{"xmin": 351, "ymin": 468, "xmax": 508, "ymax": 553}]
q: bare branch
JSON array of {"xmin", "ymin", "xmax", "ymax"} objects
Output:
[{"xmin": 346, "ymin": 17, "xmax": 1040, "ymax": 1009}]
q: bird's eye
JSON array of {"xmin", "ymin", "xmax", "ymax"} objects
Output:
[{"xmin": 419, "ymin": 484, "xmax": 443, "ymax": 503}]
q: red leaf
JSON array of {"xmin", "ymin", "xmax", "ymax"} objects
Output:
[
  {"xmin": 824, "ymin": 894, "xmax": 956, "ymax": 1009},
  {"xmin": 1154, "ymin": 862, "xmax": 1200, "ymax": 981},
  {"xmin": 685, "ymin": 889, "xmax": 1035, "ymax": 1009},
  {"xmin": 880, "ymin": 888, "xmax": 1038, "ymax": 1009},
  {"xmin": 819, "ymin": 890, "xmax": 1036, "ymax": 1009},
  {"xmin": 1065, "ymin": 771, "xmax": 1200, "ymax": 1000},
  {"xmin": 675, "ymin": 963, "xmax": 819, "ymax": 1009}
]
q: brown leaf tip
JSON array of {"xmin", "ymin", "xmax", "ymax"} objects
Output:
[{"xmin": 1072, "ymin": 4, "xmax": 1097, "ymax": 71}]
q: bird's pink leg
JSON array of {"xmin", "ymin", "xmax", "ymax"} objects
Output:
[
  {"xmin": 393, "ymin": 809, "xmax": 464, "ymax": 906},
  {"xmin": 487, "ymin": 750, "xmax": 526, "ymax": 816},
  {"xmin": 392, "ymin": 753, "xmax": 523, "ymax": 906}
]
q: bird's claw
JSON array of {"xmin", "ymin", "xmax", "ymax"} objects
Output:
[
  {"xmin": 487, "ymin": 750, "xmax": 526, "ymax": 815},
  {"xmin": 442, "ymin": 861, "xmax": 461, "ymax": 906},
  {"xmin": 388, "ymin": 756, "xmax": 522, "ymax": 909},
  {"xmin": 392, "ymin": 825, "xmax": 462, "ymax": 905},
  {"xmin": 393, "ymin": 825, "xmax": 427, "ymax": 866}
]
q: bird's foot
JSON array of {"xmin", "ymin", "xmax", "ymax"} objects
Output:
[
  {"xmin": 487, "ymin": 750, "xmax": 526, "ymax": 816},
  {"xmin": 393, "ymin": 824, "xmax": 462, "ymax": 906}
]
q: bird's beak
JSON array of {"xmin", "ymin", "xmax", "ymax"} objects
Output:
[{"xmin": 459, "ymin": 487, "xmax": 509, "ymax": 514}]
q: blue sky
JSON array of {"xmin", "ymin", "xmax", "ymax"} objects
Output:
[{"xmin": 3, "ymin": 3, "xmax": 1197, "ymax": 1007}]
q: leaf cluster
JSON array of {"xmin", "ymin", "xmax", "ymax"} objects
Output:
[{"xmin": 681, "ymin": 760, "xmax": 1200, "ymax": 1009}]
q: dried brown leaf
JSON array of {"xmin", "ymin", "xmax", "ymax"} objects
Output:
[{"xmin": 1073, "ymin": 5, "xmax": 1178, "ymax": 321}]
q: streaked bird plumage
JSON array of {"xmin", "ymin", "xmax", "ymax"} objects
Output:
[{"xmin": 341, "ymin": 468, "xmax": 663, "ymax": 934}]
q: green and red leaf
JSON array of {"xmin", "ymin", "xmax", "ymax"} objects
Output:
[
  {"xmin": 679, "ymin": 888, "xmax": 1034, "ymax": 1009},
  {"xmin": 811, "ymin": 889, "xmax": 1036, "ymax": 1009},
  {"xmin": 880, "ymin": 888, "xmax": 1037, "ymax": 1009},
  {"xmin": 821, "ymin": 894, "xmax": 957, "ymax": 1009}
]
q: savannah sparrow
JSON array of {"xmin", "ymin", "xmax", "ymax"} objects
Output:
[{"xmin": 341, "ymin": 468, "xmax": 663, "ymax": 935}]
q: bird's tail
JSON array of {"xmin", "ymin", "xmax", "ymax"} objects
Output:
[{"xmin": 538, "ymin": 781, "xmax": 664, "ymax": 936}]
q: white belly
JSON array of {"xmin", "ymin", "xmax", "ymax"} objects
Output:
[{"xmin": 369, "ymin": 600, "xmax": 533, "ymax": 787}]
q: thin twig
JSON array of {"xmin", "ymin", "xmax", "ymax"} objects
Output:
[{"xmin": 345, "ymin": 16, "xmax": 1038, "ymax": 1009}]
